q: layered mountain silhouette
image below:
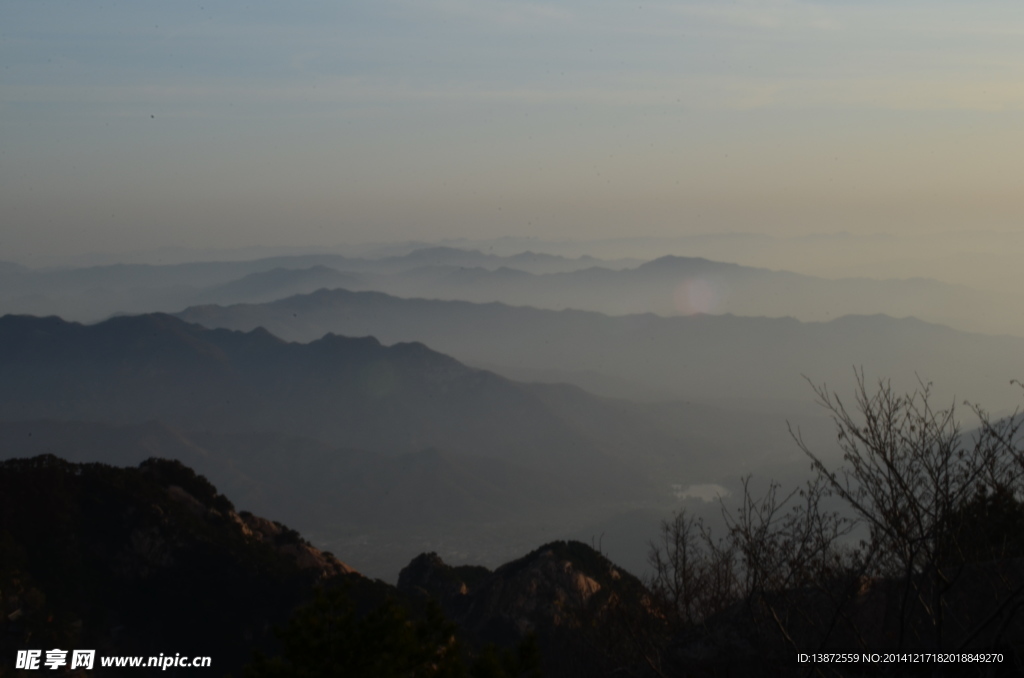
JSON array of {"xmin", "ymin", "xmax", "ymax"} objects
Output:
[
  {"xmin": 4, "ymin": 310, "xmax": 784, "ymax": 474},
  {"xmin": 6, "ymin": 312, "xmax": 797, "ymax": 578},
  {"xmin": 198, "ymin": 265, "xmax": 361, "ymax": 305},
  {"xmin": 5, "ymin": 247, "xmax": 1014, "ymax": 336},
  {"xmin": 0, "ymin": 248, "xmax": 633, "ymax": 322},
  {"xmin": 355, "ymin": 254, "xmax": 1009, "ymax": 334},
  {"xmin": 0, "ymin": 313, "xmax": 659, "ymax": 491},
  {"xmin": 176, "ymin": 288, "xmax": 1024, "ymax": 411}
]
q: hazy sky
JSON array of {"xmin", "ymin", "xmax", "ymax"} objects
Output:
[{"xmin": 4, "ymin": 1, "xmax": 1024, "ymax": 262}]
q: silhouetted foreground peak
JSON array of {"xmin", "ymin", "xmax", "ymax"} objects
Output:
[
  {"xmin": 0, "ymin": 455, "xmax": 361, "ymax": 675},
  {"xmin": 0, "ymin": 455, "xmax": 654, "ymax": 677},
  {"xmin": 398, "ymin": 542, "xmax": 658, "ymax": 676}
]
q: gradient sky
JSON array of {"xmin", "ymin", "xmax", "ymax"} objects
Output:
[{"xmin": 3, "ymin": 1, "xmax": 1024, "ymax": 262}]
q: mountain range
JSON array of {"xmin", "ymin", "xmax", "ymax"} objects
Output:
[
  {"xmin": 3, "ymin": 312, "xmax": 799, "ymax": 577},
  {"xmin": 176, "ymin": 288, "xmax": 1024, "ymax": 413},
  {"xmin": 346, "ymin": 254, "xmax": 1016, "ymax": 335},
  {"xmin": 0, "ymin": 247, "xmax": 636, "ymax": 322},
  {"xmin": 3, "ymin": 246, "xmax": 1018, "ymax": 337}
]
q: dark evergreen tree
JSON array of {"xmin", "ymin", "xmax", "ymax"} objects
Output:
[{"xmin": 243, "ymin": 585, "xmax": 540, "ymax": 678}]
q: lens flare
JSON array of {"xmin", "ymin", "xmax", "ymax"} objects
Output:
[{"xmin": 673, "ymin": 278, "xmax": 722, "ymax": 314}]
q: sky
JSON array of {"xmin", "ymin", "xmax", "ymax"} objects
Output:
[{"xmin": 3, "ymin": 0, "xmax": 1024, "ymax": 264}]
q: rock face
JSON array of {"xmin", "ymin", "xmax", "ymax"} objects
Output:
[
  {"xmin": 0, "ymin": 455, "xmax": 362, "ymax": 676},
  {"xmin": 398, "ymin": 540, "xmax": 655, "ymax": 674},
  {"xmin": 232, "ymin": 511, "xmax": 357, "ymax": 577},
  {"xmin": 399, "ymin": 552, "xmax": 481, "ymax": 600},
  {"xmin": 459, "ymin": 545, "xmax": 606, "ymax": 640}
]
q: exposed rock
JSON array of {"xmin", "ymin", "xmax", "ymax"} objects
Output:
[
  {"xmin": 398, "ymin": 541, "xmax": 651, "ymax": 647},
  {"xmin": 399, "ymin": 552, "xmax": 477, "ymax": 597},
  {"xmin": 235, "ymin": 511, "xmax": 357, "ymax": 576},
  {"xmin": 165, "ymin": 484, "xmax": 206, "ymax": 516}
]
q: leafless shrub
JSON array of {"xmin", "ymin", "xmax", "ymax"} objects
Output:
[{"xmin": 644, "ymin": 370, "xmax": 1024, "ymax": 673}]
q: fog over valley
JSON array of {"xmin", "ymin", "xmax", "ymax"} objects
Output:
[
  {"xmin": 6, "ymin": 1, "xmax": 1024, "ymax": 673},
  {"xmin": 4, "ymin": 243, "xmax": 1024, "ymax": 582}
]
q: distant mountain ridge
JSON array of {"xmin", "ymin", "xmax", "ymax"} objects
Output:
[
  {"xmin": 0, "ymin": 313, "xmax": 638, "ymax": 483},
  {"xmin": 353, "ymin": 254, "xmax": 1011, "ymax": 335},
  {"xmin": 4, "ymin": 311, "xmax": 795, "ymax": 578},
  {"xmin": 199, "ymin": 265, "xmax": 361, "ymax": 305},
  {"xmin": 0, "ymin": 247, "xmax": 635, "ymax": 322},
  {"xmin": 176, "ymin": 288, "xmax": 1024, "ymax": 411},
  {"xmin": 4, "ymin": 246, "xmax": 1013, "ymax": 337}
]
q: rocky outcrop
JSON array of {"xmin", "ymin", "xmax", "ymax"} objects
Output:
[
  {"xmin": 143, "ymin": 458, "xmax": 359, "ymax": 578},
  {"xmin": 398, "ymin": 541, "xmax": 650, "ymax": 646},
  {"xmin": 235, "ymin": 512, "xmax": 357, "ymax": 577},
  {"xmin": 462, "ymin": 546, "xmax": 604, "ymax": 638},
  {"xmin": 398, "ymin": 552, "xmax": 473, "ymax": 598},
  {"xmin": 0, "ymin": 455, "xmax": 364, "ymax": 676}
]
